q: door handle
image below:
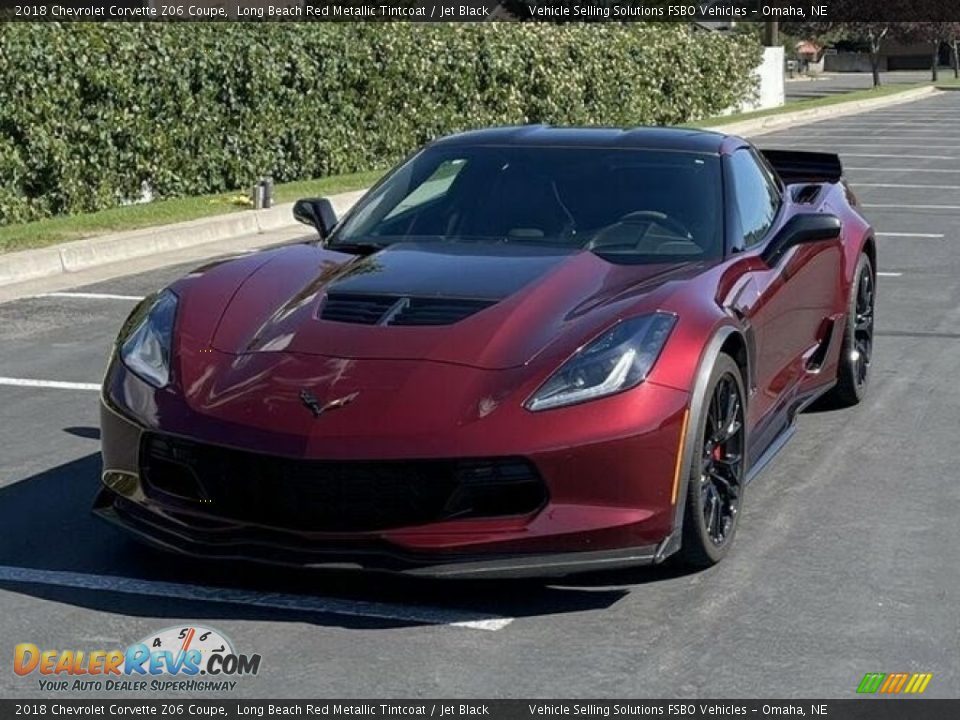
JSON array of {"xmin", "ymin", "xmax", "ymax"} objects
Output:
[{"xmin": 726, "ymin": 278, "xmax": 760, "ymax": 321}]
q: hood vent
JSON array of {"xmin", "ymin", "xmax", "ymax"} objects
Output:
[{"xmin": 320, "ymin": 293, "xmax": 495, "ymax": 326}]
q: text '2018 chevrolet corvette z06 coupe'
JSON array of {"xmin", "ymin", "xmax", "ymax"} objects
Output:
[{"xmin": 95, "ymin": 126, "xmax": 875, "ymax": 577}]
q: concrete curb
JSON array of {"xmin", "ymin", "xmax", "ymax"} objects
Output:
[
  {"xmin": 0, "ymin": 86, "xmax": 939, "ymax": 289},
  {"xmin": 0, "ymin": 190, "xmax": 365, "ymax": 288},
  {"xmin": 710, "ymin": 85, "xmax": 938, "ymax": 137}
]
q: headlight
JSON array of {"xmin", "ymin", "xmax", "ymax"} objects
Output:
[
  {"xmin": 118, "ymin": 289, "xmax": 178, "ymax": 388},
  {"xmin": 525, "ymin": 313, "xmax": 677, "ymax": 411}
]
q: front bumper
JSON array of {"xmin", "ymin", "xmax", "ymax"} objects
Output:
[
  {"xmin": 97, "ymin": 355, "xmax": 690, "ymax": 578},
  {"xmin": 93, "ymin": 486, "xmax": 663, "ymax": 578}
]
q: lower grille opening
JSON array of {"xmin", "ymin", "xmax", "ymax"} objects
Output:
[
  {"xmin": 142, "ymin": 457, "xmax": 206, "ymax": 502},
  {"xmin": 139, "ymin": 434, "xmax": 547, "ymax": 532}
]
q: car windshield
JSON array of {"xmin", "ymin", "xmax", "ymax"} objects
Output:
[{"xmin": 329, "ymin": 145, "xmax": 724, "ymax": 262}]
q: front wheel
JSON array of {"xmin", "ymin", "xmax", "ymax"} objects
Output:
[{"xmin": 680, "ymin": 354, "xmax": 747, "ymax": 568}]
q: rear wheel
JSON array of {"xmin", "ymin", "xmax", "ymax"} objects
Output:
[
  {"xmin": 680, "ymin": 355, "xmax": 746, "ymax": 568},
  {"xmin": 828, "ymin": 252, "xmax": 874, "ymax": 407}
]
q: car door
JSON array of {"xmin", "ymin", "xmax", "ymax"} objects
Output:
[{"xmin": 722, "ymin": 147, "xmax": 841, "ymax": 460}]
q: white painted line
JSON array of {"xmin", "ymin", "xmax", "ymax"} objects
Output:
[
  {"xmin": 803, "ymin": 122, "xmax": 960, "ymax": 126},
  {"xmin": 0, "ymin": 565, "xmax": 513, "ymax": 631},
  {"xmin": 835, "ymin": 153, "xmax": 957, "ymax": 161},
  {"xmin": 793, "ymin": 126, "xmax": 960, "ymax": 132},
  {"xmin": 847, "ymin": 167, "xmax": 960, "ymax": 174},
  {"xmin": 857, "ymin": 183, "xmax": 960, "ymax": 190},
  {"xmin": 863, "ymin": 203, "xmax": 960, "ymax": 210},
  {"xmin": 0, "ymin": 377, "xmax": 100, "ymax": 391},
  {"xmin": 774, "ymin": 134, "xmax": 960, "ymax": 140},
  {"xmin": 775, "ymin": 143, "xmax": 960, "ymax": 150},
  {"xmin": 42, "ymin": 292, "xmax": 144, "ymax": 301},
  {"xmin": 876, "ymin": 232, "xmax": 945, "ymax": 238},
  {"xmin": 877, "ymin": 272, "xmax": 903, "ymax": 277}
]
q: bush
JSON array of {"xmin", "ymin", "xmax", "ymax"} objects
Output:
[{"xmin": 0, "ymin": 23, "xmax": 761, "ymax": 225}]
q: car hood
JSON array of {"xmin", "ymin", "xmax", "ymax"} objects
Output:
[{"xmin": 205, "ymin": 242, "xmax": 703, "ymax": 370}]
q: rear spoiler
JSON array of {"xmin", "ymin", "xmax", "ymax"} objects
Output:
[{"xmin": 760, "ymin": 149, "xmax": 843, "ymax": 185}]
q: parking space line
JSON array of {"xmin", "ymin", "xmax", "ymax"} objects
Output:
[
  {"xmin": 876, "ymin": 232, "xmax": 946, "ymax": 238},
  {"xmin": 42, "ymin": 292, "xmax": 144, "ymax": 301},
  {"xmin": 846, "ymin": 167, "xmax": 960, "ymax": 174},
  {"xmin": 830, "ymin": 154, "xmax": 956, "ymax": 161},
  {"xmin": 773, "ymin": 134, "xmax": 960, "ymax": 140},
  {"xmin": 877, "ymin": 272, "xmax": 903, "ymax": 277},
  {"xmin": 789, "ymin": 126, "xmax": 960, "ymax": 131},
  {"xmin": 0, "ymin": 377, "xmax": 100, "ymax": 391},
  {"xmin": 0, "ymin": 565, "xmax": 514, "ymax": 631},
  {"xmin": 863, "ymin": 203, "xmax": 960, "ymax": 210},
  {"xmin": 770, "ymin": 143, "xmax": 960, "ymax": 150},
  {"xmin": 857, "ymin": 183, "xmax": 960, "ymax": 190}
]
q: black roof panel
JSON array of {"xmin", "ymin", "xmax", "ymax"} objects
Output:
[{"xmin": 431, "ymin": 125, "xmax": 732, "ymax": 154}]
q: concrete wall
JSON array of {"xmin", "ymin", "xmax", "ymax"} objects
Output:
[
  {"xmin": 824, "ymin": 52, "xmax": 887, "ymax": 73},
  {"xmin": 741, "ymin": 46, "xmax": 785, "ymax": 112}
]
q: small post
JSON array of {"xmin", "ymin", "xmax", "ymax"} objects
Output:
[
  {"xmin": 763, "ymin": 21, "xmax": 779, "ymax": 47},
  {"xmin": 263, "ymin": 176, "xmax": 274, "ymax": 209}
]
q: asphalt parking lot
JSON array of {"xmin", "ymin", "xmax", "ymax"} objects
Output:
[
  {"xmin": 785, "ymin": 70, "xmax": 937, "ymax": 101},
  {"xmin": 1, "ymin": 91, "xmax": 959, "ymax": 699}
]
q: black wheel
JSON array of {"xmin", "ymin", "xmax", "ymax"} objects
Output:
[
  {"xmin": 680, "ymin": 355, "xmax": 747, "ymax": 568},
  {"xmin": 828, "ymin": 253, "xmax": 874, "ymax": 407}
]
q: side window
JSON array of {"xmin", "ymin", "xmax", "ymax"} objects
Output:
[{"xmin": 730, "ymin": 149, "xmax": 781, "ymax": 248}]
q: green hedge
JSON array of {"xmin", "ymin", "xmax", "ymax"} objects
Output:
[{"xmin": 0, "ymin": 23, "xmax": 761, "ymax": 225}]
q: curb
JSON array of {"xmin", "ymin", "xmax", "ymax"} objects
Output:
[
  {"xmin": 0, "ymin": 190, "xmax": 365, "ymax": 288},
  {"xmin": 709, "ymin": 85, "xmax": 938, "ymax": 137},
  {"xmin": 0, "ymin": 85, "xmax": 939, "ymax": 289}
]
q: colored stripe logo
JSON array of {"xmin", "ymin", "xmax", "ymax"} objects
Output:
[{"xmin": 857, "ymin": 672, "xmax": 932, "ymax": 694}]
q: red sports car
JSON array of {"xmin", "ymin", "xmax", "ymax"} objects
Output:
[{"xmin": 95, "ymin": 126, "xmax": 875, "ymax": 577}]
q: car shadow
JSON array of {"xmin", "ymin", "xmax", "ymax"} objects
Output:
[
  {"xmin": 63, "ymin": 426, "xmax": 101, "ymax": 440},
  {"xmin": 0, "ymin": 445, "xmax": 694, "ymax": 630}
]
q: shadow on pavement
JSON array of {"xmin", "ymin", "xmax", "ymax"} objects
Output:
[
  {"xmin": 63, "ymin": 426, "xmax": 101, "ymax": 440},
  {"xmin": 0, "ymin": 446, "xmax": 693, "ymax": 630}
]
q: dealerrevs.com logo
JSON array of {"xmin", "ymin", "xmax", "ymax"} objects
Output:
[
  {"xmin": 856, "ymin": 672, "xmax": 933, "ymax": 695},
  {"xmin": 14, "ymin": 625, "xmax": 261, "ymax": 693}
]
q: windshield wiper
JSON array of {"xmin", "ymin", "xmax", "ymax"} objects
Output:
[{"xmin": 326, "ymin": 240, "xmax": 388, "ymax": 256}]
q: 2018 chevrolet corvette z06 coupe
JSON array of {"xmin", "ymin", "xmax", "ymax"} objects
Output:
[{"xmin": 95, "ymin": 126, "xmax": 876, "ymax": 577}]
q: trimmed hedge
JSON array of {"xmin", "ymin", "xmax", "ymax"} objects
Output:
[{"xmin": 0, "ymin": 23, "xmax": 761, "ymax": 225}]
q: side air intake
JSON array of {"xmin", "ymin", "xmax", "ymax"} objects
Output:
[{"xmin": 761, "ymin": 149, "xmax": 843, "ymax": 185}]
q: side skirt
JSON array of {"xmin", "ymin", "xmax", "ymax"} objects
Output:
[
  {"xmin": 745, "ymin": 424, "xmax": 795, "ymax": 485},
  {"xmin": 745, "ymin": 379, "xmax": 836, "ymax": 485}
]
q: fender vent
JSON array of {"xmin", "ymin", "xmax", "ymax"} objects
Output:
[
  {"xmin": 793, "ymin": 184, "xmax": 822, "ymax": 205},
  {"xmin": 320, "ymin": 293, "xmax": 494, "ymax": 326}
]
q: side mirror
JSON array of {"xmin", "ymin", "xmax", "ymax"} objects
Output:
[
  {"xmin": 761, "ymin": 213, "xmax": 841, "ymax": 266},
  {"xmin": 293, "ymin": 197, "xmax": 338, "ymax": 240}
]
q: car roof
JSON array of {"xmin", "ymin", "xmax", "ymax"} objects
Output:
[{"xmin": 430, "ymin": 125, "xmax": 739, "ymax": 154}]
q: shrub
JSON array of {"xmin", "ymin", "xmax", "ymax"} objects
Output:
[{"xmin": 0, "ymin": 23, "xmax": 761, "ymax": 225}]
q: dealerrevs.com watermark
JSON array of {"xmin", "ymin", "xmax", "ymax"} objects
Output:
[{"xmin": 14, "ymin": 625, "xmax": 261, "ymax": 693}]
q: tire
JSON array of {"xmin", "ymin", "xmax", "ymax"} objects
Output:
[
  {"xmin": 680, "ymin": 354, "xmax": 747, "ymax": 568},
  {"xmin": 827, "ymin": 252, "xmax": 874, "ymax": 408}
]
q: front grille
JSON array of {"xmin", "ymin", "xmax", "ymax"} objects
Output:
[
  {"xmin": 319, "ymin": 293, "xmax": 494, "ymax": 326},
  {"xmin": 139, "ymin": 434, "xmax": 547, "ymax": 532},
  {"xmin": 390, "ymin": 297, "xmax": 495, "ymax": 326},
  {"xmin": 319, "ymin": 294, "xmax": 397, "ymax": 325}
]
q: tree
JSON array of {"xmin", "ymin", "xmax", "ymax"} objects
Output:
[
  {"xmin": 785, "ymin": 22, "xmax": 893, "ymax": 87},
  {"xmin": 842, "ymin": 24, "xmax": 896, "ymax": 86},
  {"xmin": 783, "ymin": 22, "xmax": 934, "ymax": 87},
  {"xmin": 900, "ymin": 23, "xmax": 960, "ymax": 81}
]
